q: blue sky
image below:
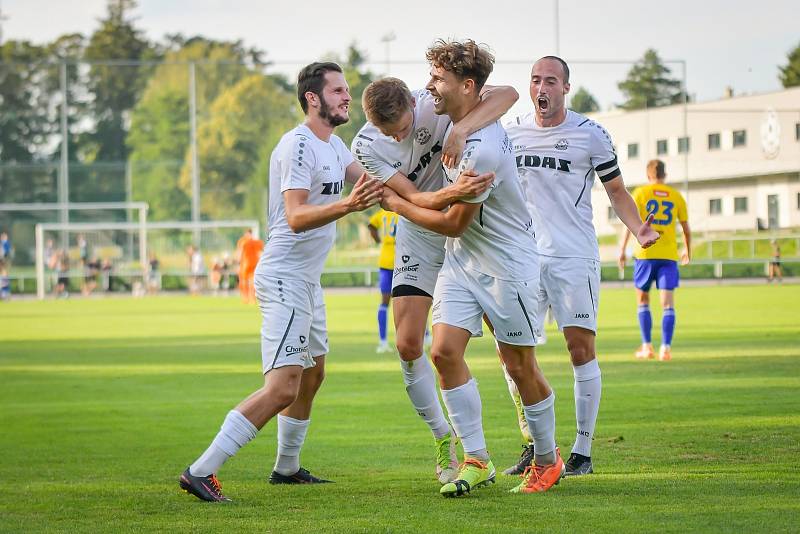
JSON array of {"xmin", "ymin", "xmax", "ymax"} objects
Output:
[{"xmin": 4, "ymin": 0, "xmax": 798, "ymax": 114}]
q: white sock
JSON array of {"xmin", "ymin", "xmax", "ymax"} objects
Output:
[
  {"xmin": 441, "ymin": 378, "xmax": 487, "ymax": 460},
  {"xmin": 401, "ymin": 354, "xmax": 451, "ymax": 439},
  {"xmin": 190, "ymin": 410, "xmax": 258, "ymax": 476},
  {"xmin": 274, "ymin": 415, "xmax": 310, "ymax": 475},
  {"xmin": 572, "ymin": 359, "xmax": 601, "ymax": 457},
  {"xmin": 523, "ymin": 392, "xmax": 557, "ymax": 465}
]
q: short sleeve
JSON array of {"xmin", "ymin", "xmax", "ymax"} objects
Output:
[
  {"xmin": 588, "ymin": 121, "xmax": 621, "ymax": 183},
  {"xmin": 352, "ymin": 135, "xmax": 397, "ymax": 183},
  {"xmin": 280, "ymin": 136, "xmax": 314, "ymax": 192},
  {"xmin": 676, "ymin": 191, "xmax": 688, "ymax": 221},
  {"xmin": 368, "ymin": 210, "xmax": 382, "ymax": 228},
  {"xmin": 455, "ymin": 138, "xmax": 498, "ymax": 204}
]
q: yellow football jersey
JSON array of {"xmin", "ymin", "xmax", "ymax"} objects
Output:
[
  {"xmin": 369, "ymin": 209, "xmax": 398, "ymax": 270},
  {"xmin": 632, "ymin": 183, "xmax": 688, "ymax": 261}
]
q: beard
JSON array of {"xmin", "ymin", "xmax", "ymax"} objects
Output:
[{"xmin": 319, "ymin": 96, "xmax": 349, "ymax": 127}]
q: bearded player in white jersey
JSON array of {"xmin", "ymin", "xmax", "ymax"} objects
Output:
[
  {"xmin": 353, "ymin": 77, "xmax": 518, "ymax": 484},
  {"xmin": 178, "ymin": 62, "xmax": 383, "ymax": 502},
  {"xmin": 383, "ymin": 39, "xmax": 565, "ymax": 497},
  {"xmin": 503, "ymin": 56, "xmax": 659, "ymax": 477}
]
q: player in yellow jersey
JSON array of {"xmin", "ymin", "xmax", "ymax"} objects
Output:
[
  {"xmin": 368, "ymin": 209, "xmax": 399, "ymax": 353},
  {"xmin": 619, "ymin": 160, "xmax": 691, "ymax": 361}
]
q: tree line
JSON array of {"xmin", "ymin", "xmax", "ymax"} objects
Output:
[{"xmin": 2, "ymin": 0, "xmax": 799, "ymax": 223}]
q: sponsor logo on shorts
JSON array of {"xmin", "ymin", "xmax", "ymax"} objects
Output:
[
  {"xmin": 402, "ymin": 255, "xmax": 410, "ymax": 263},
  {"xmin": 574, "ymin": 313, "xmax": 590, "ymax": 319},
  {"xmin": 285, "ymin": 344, "xmax": 309, "ymax": 355},
  {"xmin": 394, "ymin": 263, "xmax": 419, "ymax": 275},
  {"xmin": 300, "ymin": 335, "xmax": 306, "ymax": 343},
  {"xmin": 506, "ymin": 331, "xmax": 523, "ymax": 337}
]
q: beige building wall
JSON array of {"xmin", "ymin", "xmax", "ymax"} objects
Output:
[{"xmin": 589, "ymin": 87, "xmax": 800, "ymax": 239}]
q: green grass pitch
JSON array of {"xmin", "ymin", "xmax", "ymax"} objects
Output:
[{"xmin": 1, "ymin": 285, "xmax": 799, "ymax": 533}]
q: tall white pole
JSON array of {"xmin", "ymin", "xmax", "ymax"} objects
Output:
[
  {"xmin": 59, "ymin": 60, "xmax": 70, "ymax": 249},
  {"xmin": 189, "ymin": 61, "xmax": 200, "ymax": 244},
  {"xmin": 554, "ymin": 0, "xmax": 560, "ymax": 56}
]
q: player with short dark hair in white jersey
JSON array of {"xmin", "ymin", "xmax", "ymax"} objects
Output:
[
  {"xmin": 383, "ymin": 39, "xmax": 565, "ymax": 496},
  {"xmin": 355, "ymin": 76, "xmax": 518, "ymax": 484},
  {"xmin": 503, "ymin": 56, "xmax": 659, "ymax": 477},
  {"xmin": 179, "ymin": 62, "xmax": 383, "ymax": 502}
]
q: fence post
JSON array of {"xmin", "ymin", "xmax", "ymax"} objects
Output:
[{"xmin": 714, "ymin": 261, "xmax": 722, "ymax": 279}]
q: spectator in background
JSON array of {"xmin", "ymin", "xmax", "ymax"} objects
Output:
[
  {"xmin": 187, "ymin": 245, "xmax": 205, "ymax": 295},
  {"xmin": 82, "ymin": 257, "xmax": 101, "ymax": 296},
  {"xmin": 0, "ymin": 262, "xmax": 10, "ymax": 301},
  {"xmin": 54, "ymin": 250, "xmax": 70, "ymax": 298},
  {"xmin": 77, "ymin": 234, "xmax": 89, "ymax": 267},
  {"xmin": 0, "ymin": 232, "xmax": 11, "ymax": 264},
  {"xmin": 239, "ymin": 231, "xmax": 264, "ymax": 304},
  {"xmin": 768, "ymin": 240, "xmax": 783, "ymax": 283},
  {"xmin": 147, "ymin": 253, "xmax": 161, "ymax": 294}
]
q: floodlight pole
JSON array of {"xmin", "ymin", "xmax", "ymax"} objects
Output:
[
  {"xmin": 554, "ymin": 0, "xmax": 560, "ymax": 56},
  {"xmin": 680, "ymin": 60, "xmax": 689, "ymax": 204},
  {"xmin": 381, "ymin": 32, "xmax": 396, "ymax": 74},
  {"xmin": 189, "ymin": 61, "xmax": 201, "ymax": 245},
  {"xmin": 59, "ymin": 60, "xmax": 70, "ymax": 248}
]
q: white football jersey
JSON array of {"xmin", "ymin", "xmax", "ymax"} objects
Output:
[
  {"xmin": 257, "ymin": 124, "xmax": 354, "ymax": 283},
  {"xmin": 351, "ymin": 89, "xmax": 451, "ymax": 193},
  {"xmin": 505, "ymin": 110, "xmax": 620, "ymax": 260},
  {"xmin": 443, "ymin": 121, "xmax": 538, "ymax": 281}
]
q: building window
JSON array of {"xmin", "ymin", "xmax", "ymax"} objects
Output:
[
  {"xmin": 608, "ymin": 206, "xmax": 617, "ymax": 221},
  {"xmin": 796, "ymin": 122, "xmax": 799, "ymax": 141},
  {"xmin": 709, "ymin": 198, "xmax": 722, "ymax": 215},
  {"xmin": 708, "ymin": 133, "xmax": 721, "ymax": 150},
  {"xmin": 734, "ymin": 197, "xmax": 748, "ymax": 213},
  {"xmin": 678, "ymin": 136, "xmax": 690, "ymax": 154},
  {"xmin": 797, "ymin": 192, "xmax": 800, "ymax": 209},
  {"xmin": 733, "ymin": 129, "xmax": 747, "ymax": 147},
  {"xmin": 656, "ymin": 139, "xmax": 668, "ymax": 155},
  {"xmin": 627, "ymin": 143, "xmax": 639, "ymax": 159}
]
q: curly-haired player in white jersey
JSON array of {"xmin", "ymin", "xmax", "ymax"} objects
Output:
[
  {"xmin": 354, "ymin": 76, "xmax": 518, "ymax": 484},
  {"xmin": 178, "ymin": 62, "xmax": 383, "ymax": 502},
  {"xmin": 503, "ymin": 56, "xmax": 659, "ymax": 477},
  {"xmin": 383, "ymin": 39, "xmax": 565, "ymax": 496}
]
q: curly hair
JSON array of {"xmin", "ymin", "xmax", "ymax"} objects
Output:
[
  {"xmin": 362, "ymin": 77, "xmax": 414, "ymax": 127},
  {"xmin": 425, "ymin": 39, "xmax": 494, "ymax": 91}
]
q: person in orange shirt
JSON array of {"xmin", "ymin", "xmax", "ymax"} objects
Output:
[{"xmin": 237, "ymin": 228, "xmax": 264, "ymax": 303}]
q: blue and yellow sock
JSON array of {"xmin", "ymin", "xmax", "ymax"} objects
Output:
[{"xmin": 638, "ymin": 304, "xmax": 652, "ymax": 344}]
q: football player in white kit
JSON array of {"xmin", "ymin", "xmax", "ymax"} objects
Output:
[
  {"xmin": 179, "ymin": 62, "xmax": 383, "ymax": 502},
  {"xmin": 354, "ymin": 76, "xmax": 518, "ymax": 484},
  {"xmin": 382, "ymin": 39, "xmax": 565, "ymax": 496},
  {"xmin": 504, "ymin": 56, "xmax": 659, "ymax": 477}
]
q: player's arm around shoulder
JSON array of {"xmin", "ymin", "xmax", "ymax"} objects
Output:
[{"xmin": 442, "ymin": 84, "xmax": 519, "ymax": 169}]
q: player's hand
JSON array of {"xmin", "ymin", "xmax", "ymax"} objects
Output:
[
  {"xmin": 380, "ymin": 186, "xmax": 401, "ymax": 212},
  {"xmin": 441, "ymin": 127, "xmax": 466, "ymax": 169},
  {"xmin": 618, "ymin": 251, "xmax": 627, "ymax": 269},
  {"xmin": 346, "ymin": 173, "xmax": 383, "ymax": 212},
  {"xmin": 451, "ymin": 170, "xmax": 494, "ymax": 199},
  {"xmin": 680, "ymin": 251, "xmax": 690, "ymax": 265},
  {"xmin": 636, "ymin": 214, "xmax": 660, "ymax": 249}
]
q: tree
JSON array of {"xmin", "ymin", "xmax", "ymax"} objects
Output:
[
  {"xmin": 779, "ymin": 41, "xmax": 800, "ymax": 88},
  {"xmin": 180, "ymin": 74, "xmax": 298, "ymax": 220},
  {"xmin": 569, "ymin": 86, "xmax": 599, "ymax": 113},
  {"xmin": 83, "ymin": 0, "xmax": 154, "ymax": 162},
  {"xmin": 617, "ymin": 49, "xmax": 685, "ymax": 110},
  {"xmin": 324, "ymin": 43, "xmax": 377, "ymax": 147},
  {"xmin": 127, "ymin": 37, "xmax": 263, "ymax": 220}
]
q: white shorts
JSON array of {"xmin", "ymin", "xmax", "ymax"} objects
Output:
[
  {"xmin": 536, "ymin": 256, "xmax": 600, "ymax": 334},
  {"xmin": 392, "ymin": 218, "xmax": 445, "ymax": 298},
  {"xmin": 432, "ymin": 255, "xmax": 541, "ymax": 346},
  {"xmin": 254, "ymin": 275, "xmax": 328, "ymax": 374}
]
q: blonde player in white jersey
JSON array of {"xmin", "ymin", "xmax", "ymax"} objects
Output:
[
  {"xmin": 353, "ymin": 77, "xmax": 518, "ymax": 484},
  {"xmin": 383, "ymin": 39, "xmax": 565, "ymax": 497},
  {"xmin": 503, "ymin": 56, "xmax": 659, "ymax": 477},
  {"xmin": 179, "ymin": 62, "xmax": 383, "ymax": 502}
]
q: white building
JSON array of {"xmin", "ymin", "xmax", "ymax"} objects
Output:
[{"xmin": 590, "ymin": 86, "xmax": 800, "ymax": 237}]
